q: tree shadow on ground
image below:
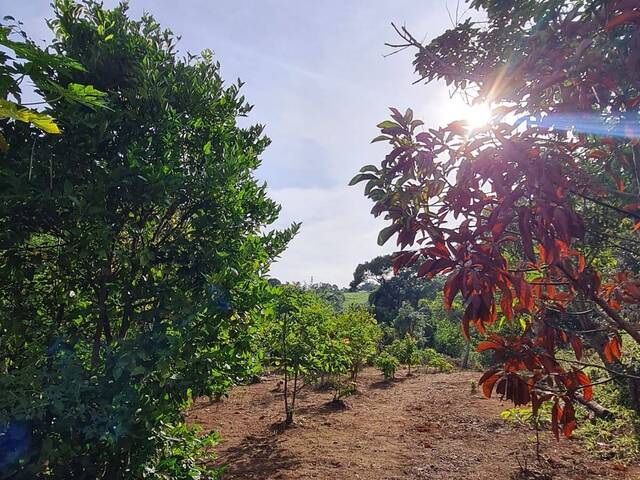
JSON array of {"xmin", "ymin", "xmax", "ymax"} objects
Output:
[
  {"xmin": 297, "ymin": 399, "xmax": 349, "ymax": 416},
  {"xmin": 219, "ymin": 432, "xmax": 300, "ymax": 479},
  {"xmin": 370, "ymin": 376, "xmax": 410, "ymax": 390},
  {"xmin": 190, "ymin": 398, "xmax": 223, "ymax": 412}
]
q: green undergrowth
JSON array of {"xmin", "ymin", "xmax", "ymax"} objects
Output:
[{"xmin": 574, "ymin": 369, "xmax": 640, "ymax": 462}]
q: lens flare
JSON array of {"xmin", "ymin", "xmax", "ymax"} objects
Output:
[{"xmin": 528, "ymin": 112, "xmax": 640, "ymax": 139}]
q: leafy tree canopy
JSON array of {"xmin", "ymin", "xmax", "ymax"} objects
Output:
[
  {"xmin": 355, "ymin": 0, "xmax": 640, "ymax": 437},
  {"xmin": 0, "ymin": 1, "xmax": 296, "ymax": 477},
  {"xmin": 350, "ymin": 254, "xmax": 444, "ymax": 325}
]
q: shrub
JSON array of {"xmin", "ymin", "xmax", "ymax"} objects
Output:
[
  {"xmin": 142, "ymin": 422, "xmax": 223, "ymax": 480},
  {"xmin": 419, "ymin": 348, "xmax": 454, "ymax": 373},
  {"xmin": 335, "ymin": 306, "xmax": 382, "ymax": 383},
  {"xmin": 390, "ymin": 335, "xmax": 420, "ymax": 374},
  {"xmin": 375, "ymin": 351, "xmax": 400, "ymax": 380}
]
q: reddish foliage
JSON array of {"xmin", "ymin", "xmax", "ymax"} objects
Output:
[{"xmin": 356, "ymin": 1, "xmax": 640, "ymax": 437}]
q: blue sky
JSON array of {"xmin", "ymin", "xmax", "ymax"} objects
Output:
[{"xmin": 2, "ymin": 0, "xmax": 473, "ymax": 286}]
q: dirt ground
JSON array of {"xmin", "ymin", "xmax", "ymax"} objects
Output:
[{"xmin": 188, "ymin": 368, "xmax": 640, "ymax": 480}]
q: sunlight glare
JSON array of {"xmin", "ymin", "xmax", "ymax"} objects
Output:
[{"xmin": 460, "ymin": 103, "xmax": 492, "ymax": 130}]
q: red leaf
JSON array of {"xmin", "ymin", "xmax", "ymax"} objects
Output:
[
  {"xmin": 558, "ymin": 401, "xmax": 577, "ymax": 438},
  {"xmin": 447, "ymin": 120, "xmax": 467, "ymax": 135},
  {"xmin": 476, "ymin": 340, "xmax": 498, "ymax": 353},
  {"xmin": 610, "ymin": 336, "xmax": 622, "ymax": 359},
  {"xmin": 443, "ymin": 272, "xmax": 461, "ymax": 310},
  {"xmin": 576, "ymin": 371, "xmax": 593, "ymax": 401},
  {"xmin": 478, "ymin": 368, "xmax": 502, "ymax": 398},
  {"xmin": 604, "ymin": 336, "xmax": 622, "ymax": 363},
  {"xmin": 417, "ymin": 258, "xmax": 453, "ymax": 278}
]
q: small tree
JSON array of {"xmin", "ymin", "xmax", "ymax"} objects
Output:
[
  {"xmin": 335, "ymin": 306, "xmax": 382, "ymax": 384},
  {"xmin": 390, "ymin": 335, "xmax": 420, "ymax": 375},
  {"xmin": 265, "ymin": 286, "xmax": 333, "ymax": 425},
  {"xmin": 375, "ymin": 351, "xmax": 400, "ymax": 380},
  {"xmin": 316, "ymin": 332, "xmax": 352, "ymax": 401}
]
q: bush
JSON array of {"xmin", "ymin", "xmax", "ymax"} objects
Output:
[
  {"xmin": 419, "ymin": 348, "xmax": 454, "ymax": 373},
  {"xmin": 375, "ymin": 351, "xmax": 400, "ymax": 380},
  {"xmin": 142, "ymin": 422, "xmax": 223, "ymax": 480},
  {"xmin": 389, "ymin": 335, "xmax": 420, "ymax": 374}
]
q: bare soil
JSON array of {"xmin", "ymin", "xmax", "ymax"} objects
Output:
[{"xmin": 188, "ymin": 368, "xmax": 640, "ymax": 479}]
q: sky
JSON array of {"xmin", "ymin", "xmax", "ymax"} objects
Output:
[{"xmin": 1, "ymin": 0, "xmax": 475, "ymax": 287}]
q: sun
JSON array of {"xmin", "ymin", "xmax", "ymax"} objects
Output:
[{"xmin": 461, "ymin": 103, "xmax": 493, "ymax": 130}]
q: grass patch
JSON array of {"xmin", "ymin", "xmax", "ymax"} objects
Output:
[{"xmin": 343, "ymin": 291, "xmax": 369, "ymax": 309}]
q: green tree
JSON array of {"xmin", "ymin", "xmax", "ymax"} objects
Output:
[
  {"xmin": 315, "ymin": 317, "xmax": 352, "ymax": 401},
  {"xmin": 374, "ymin": 351, "xmax": 399, "ymax": 380},
  {"xmin": 0, "ymin": 2, "xmax": 295, "ymax": 478},
  {"xmin": 264, "ymin": 286, "xmax": 333, "ymax": 425},
  {"xmin": 305, "ymin": 282, "xmax": 345, "ymax": 311},
  {"xmin": 425, "ymin": 294, "xmax": 467, "ymax": 359},
  {"xmin": 390, "ymin": 335, "xmax": 420, "ymax": 375},
  {"xmin": 335, "ymin": 306, "xmax": 382, "ymax": 383},
  {"xmin": 350, "ymin": 254, "xmax": 444, "ymax": 326},
  {"xmin": 393, "ymin": 300, "xmax": 432, "ymax": 342}
]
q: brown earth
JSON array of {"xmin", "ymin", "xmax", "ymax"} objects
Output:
[{"xmin": 188, "ymin": 368, "xmax": 640, "ymax": 480}]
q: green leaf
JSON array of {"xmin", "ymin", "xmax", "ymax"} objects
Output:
[
  {"xmin": 371, "ymin": 135, "xmax": 391, "ymax": 143},
  {"xmin": 376, "ymin": 120, "xmax": 401, "ymax": 130},
  {"xmin": 349, "ymin": 173, "xmax": 377, "ymax": 186},
  {"xmin": 28, "ymin": 112, "xmax": 61, "ymax": 134},
  {"xmin": 377, "ymin": 224, "xmax": 398, "ymax": 246}
]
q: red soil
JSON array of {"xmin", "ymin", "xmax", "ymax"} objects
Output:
[{"xmin": 188, "ymin": 368, "xmax": 639, "ymax": 479}]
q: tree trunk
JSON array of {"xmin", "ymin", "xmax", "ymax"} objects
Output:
[
  {"xmin": 91, "ymin": 320, "xmax": 103, "ymax": 370},
  {"xmin": 575, "ymin": 392, "xmax": 615, "ymax": 420},
  {"xmin": 626, "ymin": 371, "xmax": 640, "ymax": 415},
  {"xmin": 286, "ymin": 369, "xmax": 298, "ymax": 426},
  {"xmin": 461, "ymin": 341, "xmax": 471, "ymax": 369},
  {"xmin": 283, "ymin": 368, "xmax": 291, "ymax": 425}
]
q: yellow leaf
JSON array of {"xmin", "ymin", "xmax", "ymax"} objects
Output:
[
  {"xmin": 0, "ymin": 99, "xmax": 61, "ymax": 134},
  {"xmin": 29, "ymin": 113, "xmax": 61, "ymax": 134}
]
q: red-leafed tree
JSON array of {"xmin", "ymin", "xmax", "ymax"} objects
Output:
[{"xmin": 354, "ymin": 0, "xmax": 640, "ymax": 438}]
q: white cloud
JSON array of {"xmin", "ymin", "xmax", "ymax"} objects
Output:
[{"xmin": 267, "ymin": 185, "xmax": 395, "ymax": 287}]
